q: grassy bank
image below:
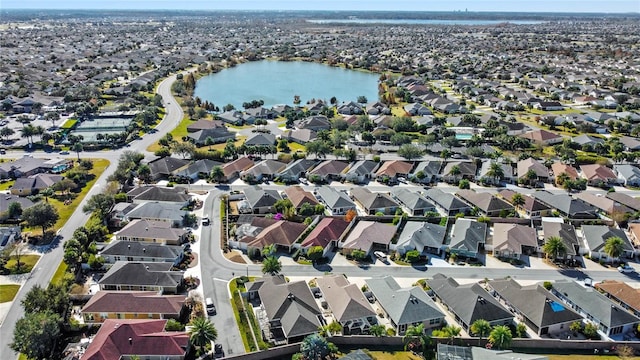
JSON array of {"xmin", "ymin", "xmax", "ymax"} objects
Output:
[{"xmin": 0, "ymin": 284, "xmax": 20, "ymax": 303}]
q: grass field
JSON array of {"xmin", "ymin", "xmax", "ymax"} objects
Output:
[
  {"xmin": 0, "ymin": 180, "xmax": 15, "ymax": 190},
  {"xmin": 5, "ymin": 254, "xmax": 40, "ymax": 274},
  {"xmin": 50, "ymin": 261, "xmax": 69, "ymax": 286},
  {"xmin": 0, "ymin": 284, "xmax": 20, "ymax": 303}
]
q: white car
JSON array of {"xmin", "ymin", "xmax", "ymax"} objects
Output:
[{"xmin": 618, "ymin": 265, "xmax": 635, "ymax": 273}]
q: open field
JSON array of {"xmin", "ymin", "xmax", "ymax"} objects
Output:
[{"xmin": 0, "ymin": 284, "xmax": 20, "ymax": 303}]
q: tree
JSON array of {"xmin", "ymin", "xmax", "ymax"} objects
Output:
[
  {"xmin": 262, "ymin": 256, "xmax": 282, "ymax": 275},
  {"xmin": 515, "ymin": 323, "xmax": 527, "ymax": 338},
  {"xmin": 433, "ymin": 325, "xmax": 461, "ymax": 344},
  {"xmin": 0, "ymin": 127, "xmax": 15, "ymax": 141},
  {"xmin": 53, "ymin": 178, "xmax": 77, "ymax": 197},
  {"xmin": 344, "ymin": 209, "xmax": 357, "ymax": 222},
  {"xmin": 82, "ymin": 193, "xmax": 115, "ymax": 222},
  {"xmin": 489, "ymin": 325, "xmax": 513, "ymax": 350},
  {"xmin": 305, "ymin": 140, "xmax": 331, "ymax": 159},
  {"xmin": 71, "ymin": 142, "xmax": 83, "ymax": 161},
  {"xmin": 397, "ymin": 144, "xmax": 423, "ymax": 160},
  {"xmin": 583, "ymin": 322, "xmax": 598, "ymax": 338},
  {"xmin": 350, "ymin": 249, "xmax": 367, "ymax": 262},
  {"xmin": 306, "ymin": 246, "xmax": 324, "ymax": 263},
  {"xmin": 172, "ymin": 141, "xmax": 196, "ymax": 159},
  {"xmin": 261, "ymin": 244, "xmax": 277, "ymax": 258},
  {"xmin": 7, "ymin": 201, "xmax": 23, "ymax": 219},
  {"xmin": 603, "ymin": 236, "xmax": 626, "ymax": 260},
  {"xmin": 369, "ymin": 324, "xmax": 387, "ymax": 337},
  {"xmin": 188, "ymin": 317, "xmax": 218, "ymax": 355},
  {"xmin": 449, "ymin": 165, "xmax": 461, "ymax": 182},
  {"xmin": 22, "ymin": 202, "xmax": 59, "ymax": 239},
  {"xmin": 487, "ymin": 162, "xmax": 504, "ymax": 183},
  {"xmin": 11, "ymin": 311, "xmax": 62, "ymax": 360},
  {"xmin": 319, "ymin": 320, "xmax": 342, "ymax": 337},
  {"xmin": 471, "ymin": 319, "xmax": 491, "ymax": 344},
  {"xmin": 542, "ymin": 236, "xmax": 567, "ymax": 260},
  {"xmin": 458, "ymin": 179, "xmax": 470, "ymax": 189},
  {"xmin": 165, "ymin": 318, "xmax": 185, "ymax": 331},
  {"xmin": 511, "ymin": 193, "xmax": 525, "ymax": 209},
  {"xmin": 300, "ymin": 333, "xmax": 331, "ymax": 360},
  {"xmin": 403, "ymin": 323, "xmax": 433, "ymax": 359},
  {"xmin": 209, "ymin": 166, "xmax": 225, "ymax": 183},
  {"xmin": 40, "ymin": 187, "xmax": 54, "ymax": 203}
]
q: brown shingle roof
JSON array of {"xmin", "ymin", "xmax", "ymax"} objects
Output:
[
  {"xmin": 284, "ymin": 186, "xmax": 319, "ymax": 209},
  {"xmin": 375, "ymin": 160, "xmax": 413, "ymax": 178},
  {"xmin": 301, "ymin": 217, "xmax": 350, "ymax": 248},
  {"xmin": 241, "ymin": 220, "xmax": 308, "ymax": 249},
  {"xmin": 595, "ymin": 280, "xmax": 640, "ymax": 314},
  {"xmin": 551, "ymin": 162, "xmax": 579, "ymax": 180},
  {"xmin": 580, "ymin": 164, "xmax": 617, "ymax": 182},
  {"xmin": 81, "ymin": 291, "xmax": 184, "ymax": 315}
]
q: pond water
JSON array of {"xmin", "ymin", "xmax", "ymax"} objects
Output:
[{"xmin": 194, "ymin": 60, "xmax": 380, "ymax": 109}]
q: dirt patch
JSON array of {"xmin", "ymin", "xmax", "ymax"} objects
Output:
[{"xmin": 225, "ymin": 251, "xmax": 246, "ymax": 264}]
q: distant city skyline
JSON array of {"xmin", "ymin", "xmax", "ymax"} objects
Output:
[{"xmin": 2, "ymin": 0, "xmax": 639, "ymax": 13}]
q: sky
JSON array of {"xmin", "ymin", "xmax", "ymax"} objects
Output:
[{"xmin": 1, "ymin": 0, "xmax": 639, "ymax": 13}]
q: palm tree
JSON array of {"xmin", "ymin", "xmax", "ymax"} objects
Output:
[
  {"xmin": 489, "ymin": 325, "xmax": 513, "ymax": 350},
  {"xmin": 300, "ymin": 333, "xmax": 331, "ymax": 360},
  {"xmin": 205, "ymin": 136, "xmax": 214, "ymax": 151},
  {"xmin": 511, "ymin": 193, "xmax": 525, "ymax": 210},
  {"xmin": 403, "ymin": 323, "xmax": 433, "ymax": 359},
  {"xmin": 188, "ymin": 317, "xmax": 217, "ymax": 355},
  {"xmin": 369, "ymin": 324, "xmax": 387, "ymax": 337},
  {"xmin": 40, "ymin": 187, "xmax": 55, "ymax": 203},
  {"xmin": 433, "ymin": 325, "xmax": 461, "ymax": 344},
  {"xmin": 603, "ymin": 236, "xmax": 626, "ymax": 261},
  {"xmin": 20, "ymin": 124, "xmax": 36, "ymax": 145},
  {"xmin": 261, "ymin": 256, "xmax": 281, "ymax": 275},
  {"xmin": 261, "ymin": 244, "xmax": 277, "ymax": 258},
  {"xmin": 470, "ymin": 319, "xmax": 491, "ymax": 345},
  {"xmin": 209, "ymin": 166, "xmax": 225, "ymax": 184},
  {"xmin": 487, "ymin": 162, "xmax": 504, "ymax": 184},
  {"xmin": 319, "ymin": 320, "xmax": 342, "ymax": 337},
  {"xmin": 542, "ymin": 236, "xmax": 567, "ymax": 261},
  {"xmin": 449, "ymin": 165, "xmax": 461, "ymax": 182},
  {"xmin": 71, "ymin": 142, "xmax": 83, "ymax": 161}
]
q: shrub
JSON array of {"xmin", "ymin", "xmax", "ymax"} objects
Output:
[
  {"xmin": 373, "ymin": 155, "xmax": 381, "ymax": 163},
  {"xmin": 405, "ymin": 250, "xmax": 421, "ymax": 263},
  {"xmin": 543, "ymin": 281, "xmax": 553, "ymax": 290}
]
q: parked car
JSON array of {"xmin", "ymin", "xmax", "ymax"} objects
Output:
[
  {"xmin": 59, "ymin": 150, "xmax": 70, "ymax": 155},
  {"xmin": 618, "ymin": 265, "xmax": 635, "ymax": 273},
  {"xmin": 202, "ymin": 216, "xmax": 210, "ymax": 226},
  {"xmin": 205, "ymin": 297, "xmax": 216, "ymax": 315},
  {"xmin": 214, "ymin": 344, "xmax": 224, "ymax": 358}
]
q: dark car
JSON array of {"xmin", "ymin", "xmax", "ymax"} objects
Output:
[{"xmin": 214, "ymin": 344, "xmax": 224, "ymax": 358}]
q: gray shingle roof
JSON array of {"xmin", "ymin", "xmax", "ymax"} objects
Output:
[
  {"xmin": 533, "ymin": 191, "xmax": 597, "ymax": 218},
  {"xmin": 449, "ymin": 218, "xmax": 487, "ymax": 254},
  {"xmin": 316, "ymin": 187, "xmax": 355, "ymax": 210},
  {"xmin": 243, "ymin": 186, "xmax": 282, "ymax": 209},
  {"xmin": 366, "ymin": 276, "xmax": 443, "ymax": 326},
  {"xmin": 99, "ymin": 261, "xmax": 183, "ymax": 289},
  {"xmin": 350, "ymin": 188, "xmax": 398, "ymax": 212},
  {"xmin": 542, "ymin": 221, "xmax": 579, "ymax": 256},
  {"xmin": 391, "ymin": 188, "xmax": 436, "ymax": 212},
  {"xmin": 346, "ymin": 160, "xmax": 378, "ymax": 177},
  {"xmin": 423, "ymin": 188, "xmax": 469, "ymax": 213},
  {"xmin": 125, "ymin": 202, "xmax": 187, "ymax": 224},
  {"xmin": 100, "ymin": 240, "xmax": 183, "ymax": 260},
  {"xmin": 316, "ymin": 275, "xmax": 375, "ymax": 323},
  {"xmin": 456, "ymin": 190, "xmax": 513, "ymax": 214},
  {"xmin": 581, "ymin": 225, "xmax": 633, "ymax": 253},
  {"xmin": 551, "ymin": 281, "xmax": 640, "ymax": 330},
  {"xmin": 427, "ymin": 274, "xmax": 513, "ymax": 326},
  {"xmin": 396, "ymin": 221, "xmax": 446, "ymax": 254}
]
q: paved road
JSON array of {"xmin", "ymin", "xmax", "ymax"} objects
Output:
[{"xmin": 0, "ymin": 72, "xmax": 187, "ymax": 359}]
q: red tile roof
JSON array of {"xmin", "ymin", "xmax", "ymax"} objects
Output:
[{"xmin": 82, "ymin": 319, "xmax": 188, "ymax": 360}]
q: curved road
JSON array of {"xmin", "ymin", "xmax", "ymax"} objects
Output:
[{"xmin": 0, "ymin": 73, "xmax": 185, "ymax": 359}]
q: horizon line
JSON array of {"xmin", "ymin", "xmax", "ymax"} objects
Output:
[{"xmin": 2, "ymin": 8, "xmax": 639, "ymax": 14}]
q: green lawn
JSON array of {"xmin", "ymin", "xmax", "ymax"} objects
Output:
[
  {"xmin": 50, "ymin": 261, "xmax": 69, "ymax": 286},
  {"xmin": 0, "ymin": 180, "xmax": 15, "ymax": 190},
  {"xmin": 287, "ymin": 142, "xmax": 306, "ymax": 152},
  {"xmin": 548, "ymin": 356, "xmax": 639, "ymax": 360},
  {"xmin": 229, "ymin": 279, "xmax": 255, "ymax": 352},
  {"xmin": 5, "ymin": 254, "xmax": 40, "ymax": 274},
  {"xmin": 211, "ymin": 136, "xmax": 246, "ymax": 151},
  {"xmin": 0, "ymin": 284, "xmax": 20, "ymax": 303}
]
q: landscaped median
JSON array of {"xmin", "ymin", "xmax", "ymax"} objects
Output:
[{"xmin": 229, "ymin": 276, "xmax": 269, "ymax": 352}]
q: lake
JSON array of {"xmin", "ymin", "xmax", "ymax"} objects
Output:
[{"xmin": 194, "ymin": 61, "xmax": 380, "ymax": 109}]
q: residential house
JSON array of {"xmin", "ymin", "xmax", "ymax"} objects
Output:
[
  {"xmin": 185, "ymin": 118, "xmax": 224, "ymax": 132},
  {"xmin": 615, "ymin": 164, "xmax": 640, "ymax": 187},
  {"xmin": 81, "ymin": 291, "xmax": 186, "ymax": 324},
  {"xmin": 124, "ymin": 202, "xmax": 189, "ymax": 227},
  {"xmin": 519, "ymin": 129, "xmax": 563, "ymax": 145},
  {"xmin": 441, "ymin": 161, "xmax": 477, "ymax": 183},
  {"xmin": 551, "ymin": 162, "xmax": 580, "ymax": 184},
  {"xmin": 620, "ymin": 136, "xmax": 640, "ymax": 151},
  {"xmin": 127, "ymin": 186, "xmax": 191, "ymax": 206},
  {"xmin": 173, "ymin": 159, "xmax": 223, "ymax": 181},
  {"xmin": 595, "ymin": 280, "xmax": 640, "ymax": 318},
  {"xmin": 394, "ymin": 221, "xmax": 446, "ymax": 256},
  {"xmin": 222, "ymin": 156, "xmax": 254, "ymax": 182},
  {"xmin": 581, "ymin": 225, "xmax": 635, "ymax": 261},
  {"xmin": 294, "ymin": 115, "xmax": 332, "ymax": 131},
  {"xmin": 517, "ymin": 158, "xmax": 550, "ymax": 184},
  {"xmin": 244, "ymin": 275, "xmax": 323, "ymax": 342},
  {"xmin": 10, "ymin": 173, "xmax": 63, "ymax": 196},
  {"xmin": 448, "ymin": 218, "xmax": 487, "ymax": 259},
  {"xmin": 436, "ymin": 344, "xmax": 549, "ymax": 360},
  {"xmin": 340, "ymin": 220, "xmax": 396, "ymax": 256},
  {"xmin": 301, "ymin": 217, "xmax": 350, "ymax": 256},
  {"xmin": 337, "ymin": 101, "xmax": 364, "ymax": 115},
  {"xmin": 365, "ymin": 276, "xmax": 445, "ymax": 335},
  {"xmin": 350, "ymin": 188, "xmax": 399, "ymax": 215},
  {"xmin": 427, "ymin": 274, "xmax": 513, "ymax": 331},
  {"xmin": 147, "ymin": 157, "xmax": 190, "ymax": 180},
  {"xmin": 550, "ymin": 281, "xmax": 640, "ymax": 339},
  {"xmin": 282, "ymin": 128, "xmax": 317, "ymax": 144},
  {"xmin": 239, "ymin": 186, "xmax": 282, "ymax": 214},
  {"xmin": 98, "ymin": 240, "xmax": 184, "ymax": 266},
  {"xmin": 533, "ymin": 191, "xmax": 598, "ymax": 219},
  {"xmin": 365, "ymin": 101, "xmax": 390, "ymax": 115},
  {"xmin": 238, "ymin": 220, "xmax": 307, "ymax": 253},
  {"xmin": 391, "ymin": 188, "xmax": 436, "ymax": 216},
  {"xmin": 98, "ymin": 262, "xmax": 184, "ymax": 294},
  {"xmin": 498, "ymin": 189, "xmax": 551, "ymax": 218},
  {"xmin": 542, "ymin": 219, "xmax": 580, "ymax": 260},
  {"xmin": 477, "ymin": 161, "xmax": 514, "ymax": 185},
  {"xmin": 404, "ymin": 103, "xmax": 432, "ymax": 116},
  {"xmin": 489, "ymin": 223, "xmax": 538, "ymax": 259},
  {"xmin": 81, "ymin": 319, "xmax": 188, "ymax": 360},
  {"xmin": 244, "ymin": 132, "xmax": 276, "ymax": 146},
  {"xmin": 284, "ymin": 186, "xmax": 319, "ymax": 213},
  {"xmin": 0, "ymin": 156, "xmax": 48, "ymax": 179},
  {"xmin": 307, "ymin": 160, "xmax": 349, "ymax": 182},
  {"xmin": 375, "ymin": 160, "xmax": 414, "ymax": 183},
  {"xmin": 277, "ymin": 159, "xmax": 318, "ymax": 183},
  {"xmin": 572, "ymin": 134, "xmax": 604, "ymax": 148},
  {"xmin": 187, "ymin": 127, "xmax": 236, "ymax": 145},
  {"xmin": 316, "ymin": 275, "xmax": 377, "ymax": 335},
  {"xmin": 241, "ymin": 159, "xmax": 287, "ymax": 182},
  {"xmin": 344, "ymin": 160, "xmax": 378, "ymax": 184},
  {"xmin": 315, "ymin": 187, "xmax": 356, "ymax": 215},
  {"xmin": 411, "ymin": 160, "xmax": 442, "ymax": 184},
  {"xmin": 606, "ymin": 192, "xmax": 640, "ymax": 212},
  {"xmin": 456, "ymin": 190, "xmax": 513, "ymax": 217},
  {"xmin": 487, "ymin": 278, "xmax": 582, "ymax": 336},
  {"xmin": 114, "ymin": 219, "xmax": 188, "ymax": 246},
  {"xmin": 580, "ymin": 164, "xmax": 619, "ymax": 187},
  {"xmin": 108, "ymin": 202, "xmax": 138, "ymax": 228},
  {"xmin": 423, "ymin": 188, "xmax": 470, "ymax": 216},
  {"xmin": 574, "ymin": 192, "xmax": 631, "ymax": 216},
  {"xmin": 245, "ymin": 106, "xmax": 275, "ymax": 119},
  {"xmin": 0, "ymin": 226, "xmax": 21, "ymax": 250}
]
